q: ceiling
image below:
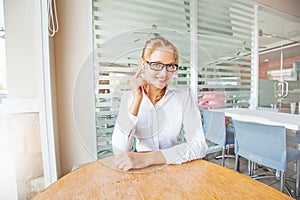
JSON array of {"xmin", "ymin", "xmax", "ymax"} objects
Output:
[{"xmin": 258, "ymin": 8, "xmax": 300, "ymax": 63}]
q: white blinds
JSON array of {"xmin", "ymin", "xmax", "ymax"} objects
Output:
[
  {"xmin": 195, "ymin": 0, "xmax": 254, "ymax": 108},
  {"xmin": 92, "ymin": 0, "xmax": 255, "ymax": 158}
]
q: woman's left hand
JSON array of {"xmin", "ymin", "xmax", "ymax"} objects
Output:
[
  {"xmin": 114, "ymin": 152, "xmax": 149, "ymax": 171},
  {"xmin": 114, "ymin": 151, "xmax": 166, "ymax": 171}
]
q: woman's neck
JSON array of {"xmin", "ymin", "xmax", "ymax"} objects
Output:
[{"xmin": 144, "ymin": 85, "xmax": 166, "ymax": 105}]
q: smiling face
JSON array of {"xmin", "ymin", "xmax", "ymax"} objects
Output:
[{"xmin": 141, "ymin": 47, "xmax": 176, "ymax": 89}]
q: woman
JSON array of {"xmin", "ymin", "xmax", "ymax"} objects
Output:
[{"xmin": 112, "ymin": 36, "xmax": 208, "ymax": 171}]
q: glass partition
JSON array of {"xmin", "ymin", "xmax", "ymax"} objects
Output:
[
  {"xmin": 92, "ymin": 0, "xmax": 256, "ymax": 159},
  {"xmin": 258, "ymin": 7, "xmax": 300, "ymax": 114},
  {"xmin": 196, "ymin": 1, "xmax": 254, "ymax": 108}
]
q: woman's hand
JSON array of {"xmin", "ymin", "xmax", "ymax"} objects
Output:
[
  {"xmin": 114, "ymin": 152, "xmax": 148, "ymax": 171},
  {"xmin": 129, "ymin": 67, "xmax": 147, "ymax": 116},
  {"xmin": 130, "ymin": 67, "xmax": 147, "ymax": 100},
  {"xmin": 114, "ymin": 151, "xmax": 166, "ymax": 171}
]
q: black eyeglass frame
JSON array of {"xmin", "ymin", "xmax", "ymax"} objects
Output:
[{"xmin": 146, "ymin": 61, "xmax": 178, "ymax": 72}]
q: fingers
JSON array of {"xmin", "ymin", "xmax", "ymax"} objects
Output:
[
  {"xmin": 130, "ymin": 79, "xmax": 144, "ymax": 93},
  {"xmin": 130, "ymin": 67, "xmax": 148, "ymax": 98},
  {"xmin": 123, "ymin": 163, "xmax": 133, "ymax": 171},
  {"xmin": 114, "ymin": 153, "xmax": 134, "ymax": 171},
  {"xmin": 134, "ymin": 67, "xmax": 147, "ymax": 83},
  {"xmin": 114, "ymin": 153, "xmax": 125, "ymax": 166},
  {"xmin": 135, "ymin": 77, "xmax": 146, "ymax": 87},
  {"xmin": 134, "ymin": 67, "xmax": 144, "ymax": 78},
  {"xmin": 130, "ymin": 70, "xmax": 147, "ymax": 94}
]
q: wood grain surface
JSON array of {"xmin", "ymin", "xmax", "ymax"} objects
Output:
[{"xmin": 33, "ymin": 156, "xmax": 293, "ymax": 200}]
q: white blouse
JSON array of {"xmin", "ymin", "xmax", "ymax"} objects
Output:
[{"xmin": 112, "ymin": 84, "xmax": 208, "ymax": 164}]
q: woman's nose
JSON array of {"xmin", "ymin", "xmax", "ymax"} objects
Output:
[{"xmin": 160, "ymin": 66, "xmax": 168, "ymax": 75}]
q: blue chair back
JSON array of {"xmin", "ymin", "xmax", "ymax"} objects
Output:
[
  {"xmin": 202, "ymin": 109, "xmax": 226, "ymax": 147},
  {"xmin": 233, "ymin": 120, "xmax": 287, "ymax": 172}
]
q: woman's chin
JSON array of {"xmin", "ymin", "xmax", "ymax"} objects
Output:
[
  {"xmin": 153, "ymin": 83, "xmax": 167, "ymax": 89},
  {"xmin": 147, "ymin": 79, "xmax": 169, "ymax": 89}
]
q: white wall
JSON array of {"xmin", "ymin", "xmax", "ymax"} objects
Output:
[{"xmin": 54, "ymin": 0, "xmax": 96, "ymax": 175}]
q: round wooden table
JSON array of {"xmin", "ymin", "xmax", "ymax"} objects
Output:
[{"xmin": 33, "ymin": 157, "xmax": 292, "ymax": 199}]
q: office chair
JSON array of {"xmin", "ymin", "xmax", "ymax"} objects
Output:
[
  {"xmin": 233, "ymin": 120, "xmax": 300, "ymax": 197},
  {"xmin": 215, "ymin": 119, "xmax": 235, "ymax": 160},
  {"xmin": 255, "ymin": 107, "xmax": 300, "ymax": 149},
  {"xmin": 287, "ymin": 130, "xmax": 300, "ymax": 145},
  {"xmin": 202, "ymin": 109, "xmax": 227, "ymax": 166}
]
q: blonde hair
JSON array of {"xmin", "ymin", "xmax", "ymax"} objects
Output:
[{"xmin": 141, "ymin": 36, "xmax": 179, "ymax": 63}]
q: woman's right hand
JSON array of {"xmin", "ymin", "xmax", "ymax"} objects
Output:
[
  {"xmin": 130, "ymin": 67, "xmax": 147, "ymax": 100},
  {"xmin": 128, "ymin": 67, "xmax": 147, "ymax": 116}
]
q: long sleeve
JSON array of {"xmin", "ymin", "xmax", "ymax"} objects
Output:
[
  {"xmin": 112, "ymin": 93, "xmax": 137, "ymax": 154},
  {"xmin": 161, "ymin": 88, "xmax": 208, "ymax": 164}
]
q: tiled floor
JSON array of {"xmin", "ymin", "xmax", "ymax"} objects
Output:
[{"xmin": 206, "ymin": 149, "xmax": 299, "ymax": 199}]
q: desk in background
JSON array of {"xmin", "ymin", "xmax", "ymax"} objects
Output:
[
  {"xmin": 33, "ymin": 156, "xmax": 292, "ymax": 199},
  {"xmin": 215, "ymin": 108, "xmax": 300, "ymax": 131}
]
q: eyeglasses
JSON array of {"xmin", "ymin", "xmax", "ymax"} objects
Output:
[{"xmin": 146, "ymin": 61, "xmax": 178, "ymax": 72}]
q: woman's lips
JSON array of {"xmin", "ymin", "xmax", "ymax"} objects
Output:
[{"xmin": 156, "ymin": 77, "xmax": 167, "ymax": 83}]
